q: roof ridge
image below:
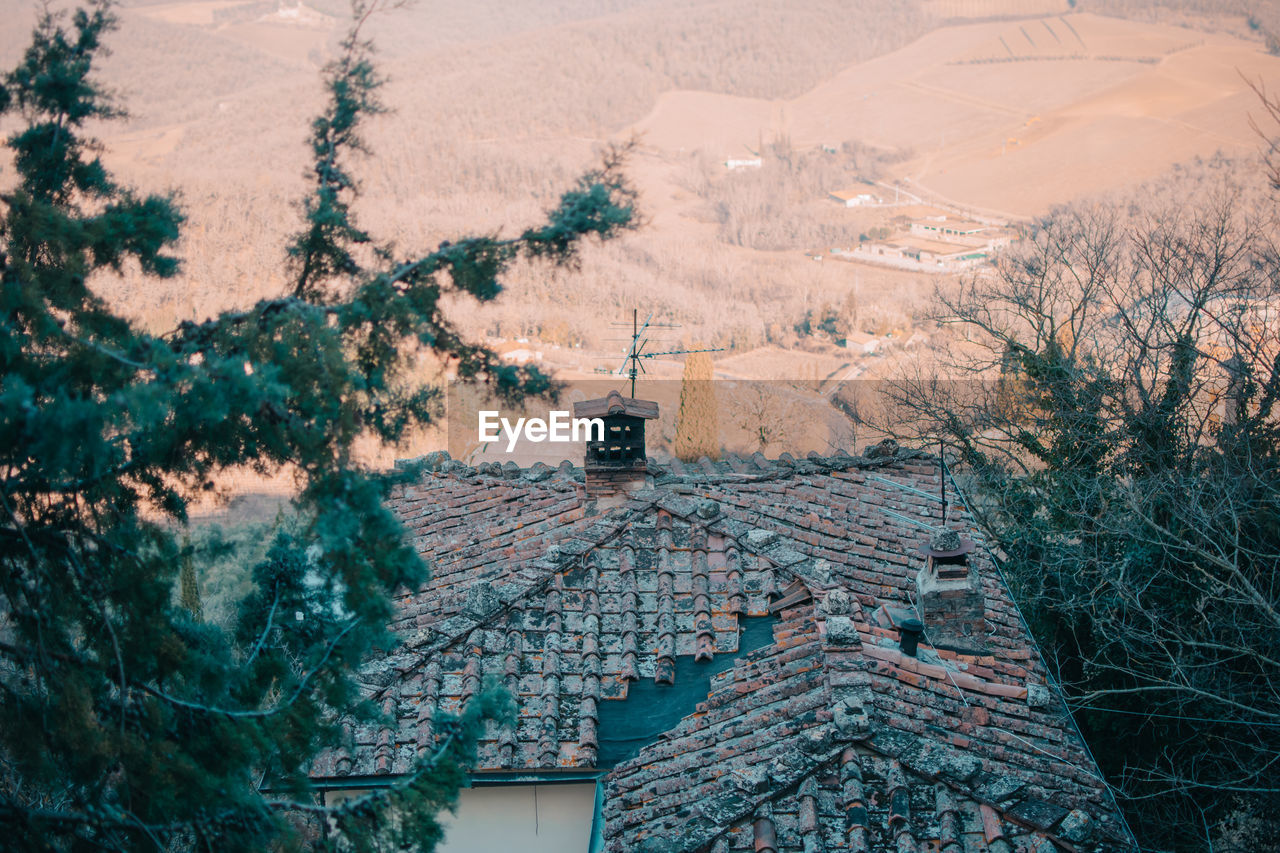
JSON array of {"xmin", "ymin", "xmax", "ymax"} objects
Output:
[
  {"xmin": 808, "ymin": 587, "xmax": 1125, "ymax": 849},
  {"xmin": 392, "ymin": 441, "xmax": 933, "ymax": 486}
]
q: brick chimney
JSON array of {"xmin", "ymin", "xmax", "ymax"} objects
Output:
[
  {"xmin": 915, "ymin": 530, "xmax": 987, "ymax": 654},
  {"xmin": 572, "ymin": 390, "xmax": 658, "ymax": 498}
]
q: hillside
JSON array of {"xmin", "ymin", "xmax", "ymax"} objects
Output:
[
  {"xmin": 635, "ymin": 12, "xmax": 1280, "ymax": 217},
  {"xmin": 3, "ymin": 1, "xmax": 1275, "ymax": 342},
  {"xmin": 2, "ymin": 1, "xmax": 1278, "ymax": 456}
]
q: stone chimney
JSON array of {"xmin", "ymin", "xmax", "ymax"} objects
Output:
[
  {"xmin": 915, "ymin": 529, "xmax": 987, "ymax": 654},
  {"xmin": 572, "ymin": 390, "xmax": 658, "ymax": 498}
]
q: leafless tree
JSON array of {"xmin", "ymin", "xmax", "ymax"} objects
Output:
[
  {"xmin": 880, "ymin": 162, "xmax": 1280, "ymax": 850},
  {"xmin": 731, "ymin": 384, "xmax": 794, "ymax": 453}
]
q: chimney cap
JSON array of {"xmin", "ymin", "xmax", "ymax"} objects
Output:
[
  {"xmin": 898, "ymin": 617, "xmax": 924, "ymax": 657},
  {"xmin": 918, "ymin": 529, "xmax": 974, "ymax": 559},
  {"xmin": 572, "ymin": 390, "xmax": 659, "ymax": 420}
]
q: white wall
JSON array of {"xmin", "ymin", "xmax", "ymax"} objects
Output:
[
  {"xmin": 439, "ymin": 782, "xmax": 596, "ymax": 853},
  {"xmin": 322, "ymin": 781, "xmax": 597, "ymax": 852}
]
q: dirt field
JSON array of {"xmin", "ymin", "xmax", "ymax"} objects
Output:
[{"xmin": 633, "ymin": 12, "xmax": 1280, "ymax": 216}]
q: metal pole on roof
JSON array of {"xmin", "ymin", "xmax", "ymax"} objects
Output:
[
  {"xmin": 940, "ymin": 438, "xmax": 947, "ymax": 526},
  {"xmin": 630, "ymin": 308, "xmax": 638, "ymax": 398}
]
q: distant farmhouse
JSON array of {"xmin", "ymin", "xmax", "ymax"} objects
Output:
[
  {"xmin": 495, "ymin": 339, "xmax": 543, "ymax": 365},
  {"xmin": 835, "ymin": 210, "xmax": 1016, "ymax": 273},
  {"xmin": 829, "ymin": 188, "xmax": 884, "ymax": 207},
  {"xmin": 843, "ymin": 330, "xmax": 883, "ymax": 355},
  {"xmin": 724, "ymin": 157, "xmax": 763, "ymax": 170},
  {"xmin": 839, "ymin": 237, "xmax": 991, "ymax": 272},
  {"xmin": 910, "ymin": 217, "xmax": 989, "ymax": 240}
]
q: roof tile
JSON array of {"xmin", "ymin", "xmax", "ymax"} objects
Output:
[{"xmin": 314, "ymin": 449, "xmax": 1130, "ymax": 852}]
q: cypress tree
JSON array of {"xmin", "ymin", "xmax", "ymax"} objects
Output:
[
  {"xmin": 673, "ymin": 350, "xmax": 720, "ymax": 461},
  {"xmin": 0, "ymin": 1, "xmax": 636, "ymax": 849}
]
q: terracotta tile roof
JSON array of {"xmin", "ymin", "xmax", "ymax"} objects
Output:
[{"xmin": 313, "ymin": 447, "xmax": 1132, "ymax": 852}]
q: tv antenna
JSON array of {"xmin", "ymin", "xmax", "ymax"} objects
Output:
[{"xmin": 610, "ymin": 309, "xmax": 724, "ymax": 397}]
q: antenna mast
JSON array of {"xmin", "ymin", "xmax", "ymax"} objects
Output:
[{"xmin": 611, "ymin": 308, "xmax": 724, "ymax": 397}]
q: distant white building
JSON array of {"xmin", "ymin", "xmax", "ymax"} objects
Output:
[
  {"xmin": 724, "ymin": 158, "xmax": 762, "ymax": 170},
  {"xmin": 496, "ymin": 341, "xmax": 543, "ymax": 365},
  {"xmin": 844, "ymin": 331, "xmax": 883, "ymax": 355},
  {"xmin": 836, "ymin": 237, "xmax": 990, "ymax": 273},
  {"xmin": 909, "ymin": 217, "xmax": 988, "ymax": 241},
  {"xmin": 829, "ymin": 188, "xmax": 882, "ymax": 207}
]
